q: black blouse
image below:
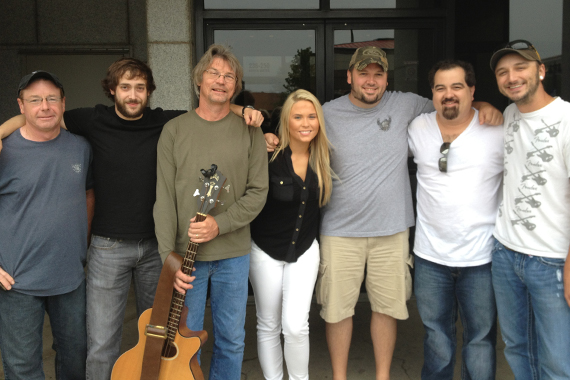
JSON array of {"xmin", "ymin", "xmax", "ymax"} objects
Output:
[{"xmin": 250, "ymin": 147, "xmax": 320, "ymax": 263}]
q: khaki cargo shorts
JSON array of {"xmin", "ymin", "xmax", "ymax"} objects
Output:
[{"xmin": 316, "ymin": 230, "xmax": 413, "ymax": 323}]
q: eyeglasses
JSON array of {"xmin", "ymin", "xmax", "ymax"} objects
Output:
[
  {"xmin": 203, "ymin": 69, "xmax": 237, "ymax": 83},
  {"xmin": 23, "ymin": 96, "xmax": 62, "ymax": 106},
  {"xmin": 504, "ymin": 39, "xmax": 541, "ymax": 61},
  {"xmin": 439, "ymin": 142, "xmax": 450, "ymax": 173}
]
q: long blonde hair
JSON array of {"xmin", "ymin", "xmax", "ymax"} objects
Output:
[{"xmin": 272, "ymin": 89, "xmax": 333, "ymax": 207}]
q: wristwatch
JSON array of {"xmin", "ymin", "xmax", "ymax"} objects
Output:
[{"xmin": 242, "ymin": 105, "xmax": 255, "ymax": 118}]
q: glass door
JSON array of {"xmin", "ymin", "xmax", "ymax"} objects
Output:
[
  {"xmin": 326, "ymin": 21, "xmax": 444, "ymax": 101},
  {"xmin": 208, "ymin": 25, "xmax": 323, "ymax": 129},
  {"xmin": 205, "ymin": 20, "xmax": 444, "ymax": 108}
]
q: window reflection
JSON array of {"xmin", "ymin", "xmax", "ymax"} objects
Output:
[
  {"xmin": 330, "ymin": 0, "xmax": 439, "ymax": 9},
  {"xmin": 331, "ymin": 0, "xmax": 395, "ymax": 8},
  {"xmin": 205, "ymin": 0, "xmax": 318, "ymax": 9},
  {"xmin": 215, "ymin": 30, "xmax": 316, "ymax": 130},
  {"xmin": 333, "ymin": 29, "xmax": 434, "ymax": 99},
  {"xmin": 509, "ymin": 0, "xmax": 562, "ymax": 97}
]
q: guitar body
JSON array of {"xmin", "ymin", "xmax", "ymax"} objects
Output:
[
  {"xmin": 111, "ymin": 165, "xmax": 225, "ymax": 380},
  {"xmin": 111, "ymin": 307, "xmax": 207, "ymax": 380}
]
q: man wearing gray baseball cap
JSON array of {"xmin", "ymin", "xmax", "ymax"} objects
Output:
[
  {"xmin": 490, "ymin": 39, "xmax": 570, "ymax": 380},
  {"xmin": 0, "ymin": 71, "xmax": 94, "ymax": 379}
]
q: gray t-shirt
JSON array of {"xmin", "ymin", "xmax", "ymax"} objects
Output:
[
  {"xmin": 0, "ymin": 129, "xmax": 92, "ymax": 296},
  {"xmin": 321, "ymin": 92, "xmax": 433, "ymax": 237}
]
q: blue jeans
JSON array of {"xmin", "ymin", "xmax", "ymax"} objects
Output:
[
  {"xmin": 414, "ymin": 256, "xmax": 497, "ymax": 380},
  {"xmin": 184, "ymin": 254, "xmax": 250, "ymax": 380},
  {"xmin": 492, "ymin": 239, "xmax": 570, "ymax": 380},
  {"xmin": 0, "ymin": 280, "xmax": 87, "ymax": 380},
  {"xmin": 85, "ymin": 235, "xmax": 162, "ymax": 380}
]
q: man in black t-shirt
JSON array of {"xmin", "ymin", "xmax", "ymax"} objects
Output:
[
  {"xmin": 64, "ymin": 59, "xmax": 184, "ymax": 380},
  {"xmin": 58, "ymin": 58, "xmax": 185, "ymax": 380}
]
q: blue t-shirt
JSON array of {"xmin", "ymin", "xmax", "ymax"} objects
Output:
[{"xmin": 0, "ymin": 128, "xmax": 93, "ymax": 296}]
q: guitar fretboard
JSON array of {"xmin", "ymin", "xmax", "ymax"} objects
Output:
[{"xmin": 163, "ymin": 213, "xmax": 207, "ymax": 352}]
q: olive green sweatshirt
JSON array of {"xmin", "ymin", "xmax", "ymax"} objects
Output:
[{"xmin": 154, "ymin": 110, "xmax": 268, "ymax": 262}]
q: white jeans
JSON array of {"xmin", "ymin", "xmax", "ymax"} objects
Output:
[{"xmin": 249, "ymin": 239, "xmax": 320, "ymax": 380}]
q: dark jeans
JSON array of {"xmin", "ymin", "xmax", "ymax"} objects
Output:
[
  {"xmin": 0, "ymin": 280, "xmax": 87, "ymax": 380},
  {"xmin": 492, "ymin": 239, "xmax": 570, "ymax": 380},
  {"xmin": 415, "ymin": 256, "xmax": 497, "ymax": 380}
]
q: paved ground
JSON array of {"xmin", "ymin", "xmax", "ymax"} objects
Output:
[{"xmin": 0, "ymin": 286, "xmax": 513, "ymax": 380}]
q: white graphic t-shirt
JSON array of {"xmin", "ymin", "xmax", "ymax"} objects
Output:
[{"xmin": 494, "ymin": 97, "xmax": 570, "ymax": 259}]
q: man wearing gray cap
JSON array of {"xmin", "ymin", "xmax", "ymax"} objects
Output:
[
  {"xmin": 0, "ymin": 71, "xmax": 94, "ymax": 379},
  {"xmin": 263, "ymin": 46, "xmax": 502, "ymax": 379},
  {"xmin": 490, "ymin": 40, "xmax": 570, "ymax": 380}
]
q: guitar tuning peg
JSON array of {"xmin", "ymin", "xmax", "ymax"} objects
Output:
[
  {"xmin": 198, "ymin": 177, "xmax": 204, "ymax": 182},
  {"xmin": 193, "ymin": 189, "xmax": 200, "ymax": 197},
  {"xmin": 217, "ymin": 200, "xmax": 225, "ymax": 206},
  {"xmin": 223, "ymin": 184, "xmax": 231, "ymax": 193}
]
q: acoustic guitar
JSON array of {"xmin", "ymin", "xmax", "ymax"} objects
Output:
[{"xmin": 111, "ymin": 165, "xmax": 227, "ymax": 380}]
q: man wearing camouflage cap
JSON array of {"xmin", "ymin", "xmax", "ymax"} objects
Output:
[
  {"xmin": 312, "ymin": 46, "xmax": 502, "ymax": 379},
  {"xmin": 490, "ymin": 39, "xmax": 570, "ymax": 380}
]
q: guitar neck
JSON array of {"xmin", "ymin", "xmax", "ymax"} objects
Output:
[
  {"xmin": 181, "ymin": 213, "xmax": 206, "ymax": 277},
  {"xmin": 165, "ymin": 212, "xmax": 206, "ymax": 344}
]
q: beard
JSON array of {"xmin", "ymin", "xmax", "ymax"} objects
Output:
[
  {"xmin": 441, "ymin": 106, "xmax": 459, "ymax": 120},
  {"xmin": 115, "ymin": 96, "xmax": 147, "ymax": 119},
  {"xmin": 503, "ymin": 71, "xmax": 540, "ymax": 106},
  {"xmin": 350, "ymin": 83, "xmax": 384, "ymax": 105},
  {"xmin": 441, "ymin": 98, "xmax": 460, "ymax": 120}
]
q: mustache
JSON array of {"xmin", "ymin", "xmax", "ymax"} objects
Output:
[
  {"xmin": 124, "ymin": 98, "xmax": 141, "ymax": 104},
  {"xmin": 441, "ymin": 97, "xmax": 459, "ymax": 104}
]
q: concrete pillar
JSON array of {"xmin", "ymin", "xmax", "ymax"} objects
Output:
[{"xmin": 147, "ymin": 0, "xmax": 193, "ymax": 110}]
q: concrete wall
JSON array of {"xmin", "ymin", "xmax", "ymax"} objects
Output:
[
  {"xmin": 147, "ymin": 0, "xmax": 194, "ymax": 111},
  {"xmin": 0, "ymin": 0, "xmax": 149, "ymax": 121}
]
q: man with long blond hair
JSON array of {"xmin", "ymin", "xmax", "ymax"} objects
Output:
[{"xmin": 154, "ymin": 44, "xmax": 268, "ymax": 380}]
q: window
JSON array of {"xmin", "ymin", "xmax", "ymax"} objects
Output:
[{"xmin": 197, "ymin": 0, "xmax": 449, "ymax": 104}]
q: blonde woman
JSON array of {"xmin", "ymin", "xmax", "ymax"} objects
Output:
[{"xmin": 249, "ymin": 89, "xmax": 333, "ymax": 380}]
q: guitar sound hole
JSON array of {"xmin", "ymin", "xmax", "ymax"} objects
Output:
[{"xmin": 162, "ymin": 342, "xmax": 178, "ymax": 358}]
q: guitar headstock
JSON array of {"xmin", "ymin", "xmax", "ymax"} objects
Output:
[{"xmin": 195, "ymin": 164, "xmax": 227, "ymax": 215}]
